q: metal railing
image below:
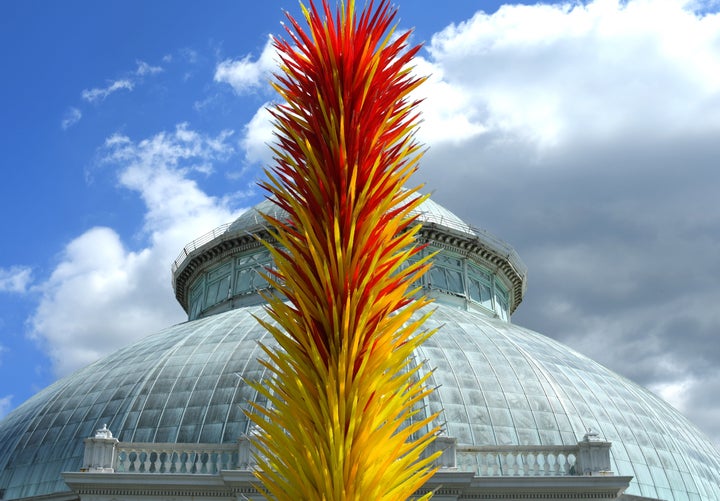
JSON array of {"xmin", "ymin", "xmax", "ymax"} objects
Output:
[
  {"xmin": 171, "ymin": 223, "xmax": 231, "ymax": 274},
  {"xmin": 411, "ymin": 209, "xmax": 527, "ymax": 281},
  {"xmin": 170, "ymin": 208, "xmax": 527, "ymax": 283}
]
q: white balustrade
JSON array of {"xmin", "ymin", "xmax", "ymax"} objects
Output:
[
  {"xmin": 115, "ymin": 443, "xmax": 238, "ymax": 474},
  {"xmin": 80, "ymin": 427, "xmax": 611, "ymax": 479},
  {"xmin": 457, "ymin": 445, "xmax": 579, "ymax": 477}
]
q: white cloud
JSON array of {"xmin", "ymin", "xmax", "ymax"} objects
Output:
[
  {"xmin": 0, "ymin": 395, "xmax": 12, "ymax": 420},
  {"xmin": 82, "ymin": 79, "xmax": 135, "ymax": 103},
  {"xmin": 400, "ymin": 0, "xmax": 720, "ymax": 445},
  {"xmin": 411, "ymin": 57, "xmax": 487, "ymax": 145},
  {"xmin": 0, "ymin": 266, "xmax": 32, "ymax": 293},
  {"xmin": 135, "ymin": 60, "xmax": 163, "ymax": 76},
  {"xmin": 649, "ymin": 376, "xmax": 696, "ymax": 412},
  {"xmin": 30, "ymin": 124, "xmax": 247, "ymax": 377},
  {"xmin": 240, "ymin": 105, "xmax": 275, "ymax": 167},
  {"xmin": 214, "ymin": 36, "xmax": 277, "ymax": 94},
  {"xmin": 80, "ymin": 58, "xmax": 163, "ymax": 105},
  {"xmin": 414, "ymin": 0, "xmax": 720, "ymax": 150},
  {"xmin": 61, "ymin": 107, "xmax": 82, "ymax": 130}
]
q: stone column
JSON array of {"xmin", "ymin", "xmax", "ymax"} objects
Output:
[
  {"xmin": 432, "ymin": 435, "xmax": 458, "ymax": 469},
  {"xmin": 576, "ymin": 429, "xmax": 612, "ymax": 475},
  {"xmin": 82, "ymin": 424, "xmax": 119, "ymax": 472},
  {"xmin": 238, "ymin": 424, "xmax": 260, "ymax": 470},
  {"xmin": 237, "ymin": 435, "xmax": 255, "ymax": 470}
]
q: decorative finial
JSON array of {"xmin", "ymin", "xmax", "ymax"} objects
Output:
[
  {"xmin": 94, "ymin": 423, "xmax": 113, "ymax": 439},
  {"xmin": 583, "ymin": 428, "xmax": 600, "ymax": 442}
]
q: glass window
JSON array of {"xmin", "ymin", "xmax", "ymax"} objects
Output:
[
  {"xmin": 205, "ymin": 275, "xmax": 230, "ymax": 307},
  {"xmin": 468, "ymin": 277, "xmax": 492, "ymax": 309},
  {"xmin": 235, "ymin": 268, "xmax": 254, "ymax": 293},
  {"xmin": 208, "ymin": 262, "xmax": 232, "ymax": 281},
  {"xmin": 492, "ymin": 278, "xmax": 510, "ymax": 318},
  {"xmin": 189, "ymin": 280, "xmax": 204, "ymax": 319},
  {"xmin": 468, "ymin": 262, "xmax": 491, "ymax": 281},
  {"xmin": 429, "ymin": 265, "xmax": 449, "ymax": 290},
  {"xmin": 446, "ymin": 268, "xmax": 464, "ymax": 293},
  {"xmin": 467, "ymin": 262, "xmax": 495, "ymax": 310},
  {"xmin": 233, "ymin": 249, "xmax": 274, "ymax": 295},
  {"xmin": 426, "ymin": 250, "xmax": 465, "ymax": 295}
]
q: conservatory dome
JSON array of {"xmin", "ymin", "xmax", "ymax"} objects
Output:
[{"xmin": 0, "ymin": 195, "xmax": 719, "ymax": 500}]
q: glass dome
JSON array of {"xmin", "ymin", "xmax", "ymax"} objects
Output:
[
  {"xmin": 1, "ymin": 195, "xmax": 719, "ymax": 500},
  {"xmin": 2, "ymin": 305, "xmax": 720, "ymax": 499}
]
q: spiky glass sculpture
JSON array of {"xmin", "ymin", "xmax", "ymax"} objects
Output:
[{"xmin": 249, "ymin": 1, "xmax": 440, "ymax": 499}]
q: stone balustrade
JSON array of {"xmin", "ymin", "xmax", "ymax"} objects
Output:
[
  {"xmin": 456, "ymin": 445, "xmax": 578, "ymax": 476},
  {"xmin": 114, "ymin": 442, "xmax": 238, "ymax": 474},
  {"xmin": 452, "ymin": 431, "xmax": 613, "ymax": 477},
  {"xmin": 81, "ymin": 426, "xmax": 612, "ymax": 478}
]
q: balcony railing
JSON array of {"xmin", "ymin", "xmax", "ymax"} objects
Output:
[
  {"xmin": 81, "ymin": 426, "xmax": 612, "ymax": 478},
  {"xmin": 456, "ymin": 445, "xmax": 578, "ymax": 476},
  {"xmin": 114, "ymin": 443, "xmax": 238, "ymax": 474},
  {"xmin": 170, "ymin": 207, "xmax": 527, "ymax": 284},
  {"xmin": 171, "ymin": 223, "xmax": 231, "ymax": 275}
]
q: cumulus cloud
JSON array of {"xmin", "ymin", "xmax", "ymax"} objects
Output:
[
  {"xmin": 411, "ymin": 57, "xmax": 487, "ymax": 145},
  {"xmin": 61, "ymin": 107, "xmax": 82, "ymax": 130},
  {"xmin": 30, "ymin": 124, "xmax": 246, "ymax": 377},
  {"xmin": 214, "ymin": 36, "xmax": 277, "ymax": 94},
  {"xmin": 0, "ymin": 266, "xmax": 32, "ymax": 293},
  {"xmin": 390, "ymin": 0, "xmax": 720, "ymax": 445},
  {"xmin": 435, "ymin": 0, "xmax": 719, "ymax": 146},
  {"xmin": 241, "ymin": 105, "xmax": 275, "ymax": 167}
]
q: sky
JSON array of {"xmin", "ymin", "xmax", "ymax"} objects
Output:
[{"xmin": 0, "ymin": 0, "xmax": 719, "ymax": 449}]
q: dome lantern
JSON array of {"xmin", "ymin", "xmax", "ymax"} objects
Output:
[{"xmin": 172, "ymin": 195, "xmax": 528, "ymax": 322}]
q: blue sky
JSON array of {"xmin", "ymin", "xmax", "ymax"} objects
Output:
[{"xmin": 1, "ymin": 0, "xmax": 720, "ymax": 449}]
